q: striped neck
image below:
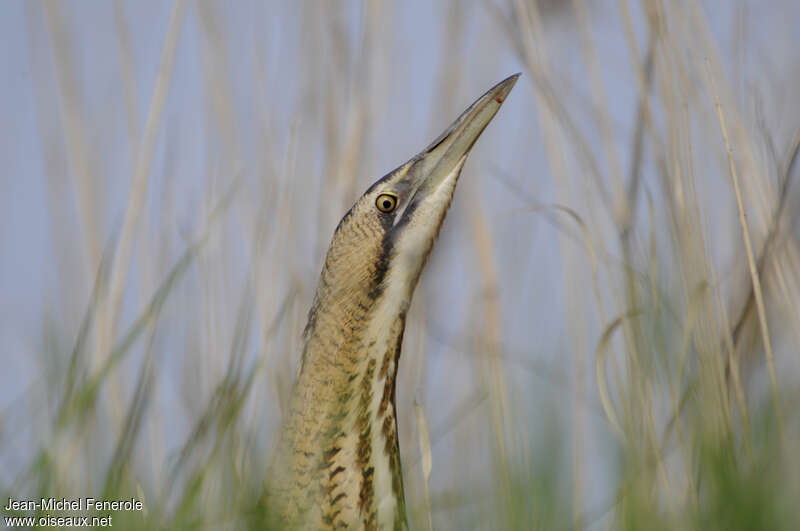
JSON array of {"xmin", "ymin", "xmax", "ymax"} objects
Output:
[{"xmin": 267, "ymin": 275, "xmax": 410, "ymax": 530}]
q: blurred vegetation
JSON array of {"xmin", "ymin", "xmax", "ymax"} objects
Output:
[{"xmin": 2, "ymin": 0, "xmax": 800, "ymax": 529}]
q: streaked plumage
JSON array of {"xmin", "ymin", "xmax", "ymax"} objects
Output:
[{"xmin": 265, "ymin": 74, "xmax": 518, "ymax": 529}]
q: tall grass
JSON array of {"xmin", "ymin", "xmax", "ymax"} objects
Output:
[{"xmin": 2, "ymin": 1, "xmax": 799, "ymax": 529}]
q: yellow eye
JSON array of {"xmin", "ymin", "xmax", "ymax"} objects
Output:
[{"xmin": 376, "ymin": 193, "xmax": 398, "ymax": 213}]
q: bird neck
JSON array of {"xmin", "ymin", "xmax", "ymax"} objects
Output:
[{"xmin": 271, "ymin": 276, "xmax": 410, "ymax": 528}]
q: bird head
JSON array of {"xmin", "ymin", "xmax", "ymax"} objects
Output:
[{"xmin": 312, "ymin": 74, "xmax": 519, "ymax": 322}]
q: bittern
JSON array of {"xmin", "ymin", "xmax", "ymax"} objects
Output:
[{"xmin": 265, "ymin": 74, "xmax": 519, "ymax": 529}]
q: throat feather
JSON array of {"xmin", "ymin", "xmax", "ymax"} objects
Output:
[{"xmin": 351, "ymin": 310, "xmax": 406, "ymax": 527}]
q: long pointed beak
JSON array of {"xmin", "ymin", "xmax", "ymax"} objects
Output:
[
  {"xmin": 377, "ymin": 74, "xmax": 519, "ymax": 292},
  {"xmin": 416, "ymin": 73, "xmax": 520, "ymax": 190}
]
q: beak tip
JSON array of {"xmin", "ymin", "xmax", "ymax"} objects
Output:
[
  {"xmin": 419, "ymin": 73, "xmax": 519, "ymax": 171},
  {"xmin": 491, "ymin": 73, "xmax": 521, "ymax": 105}
]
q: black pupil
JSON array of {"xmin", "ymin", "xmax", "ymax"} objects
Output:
[{"xmin": 382, "ymin": 198, "xmax": 392, "ymax": 209}]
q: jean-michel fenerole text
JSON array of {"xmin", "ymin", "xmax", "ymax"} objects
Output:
[{"xmin": 4, "ymin": 497, "xmax": 143, "ymax": 512}]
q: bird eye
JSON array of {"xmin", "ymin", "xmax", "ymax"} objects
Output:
[{"xmin": 376, "ymin": 193, "xmax": 398, "ymax": 213}]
